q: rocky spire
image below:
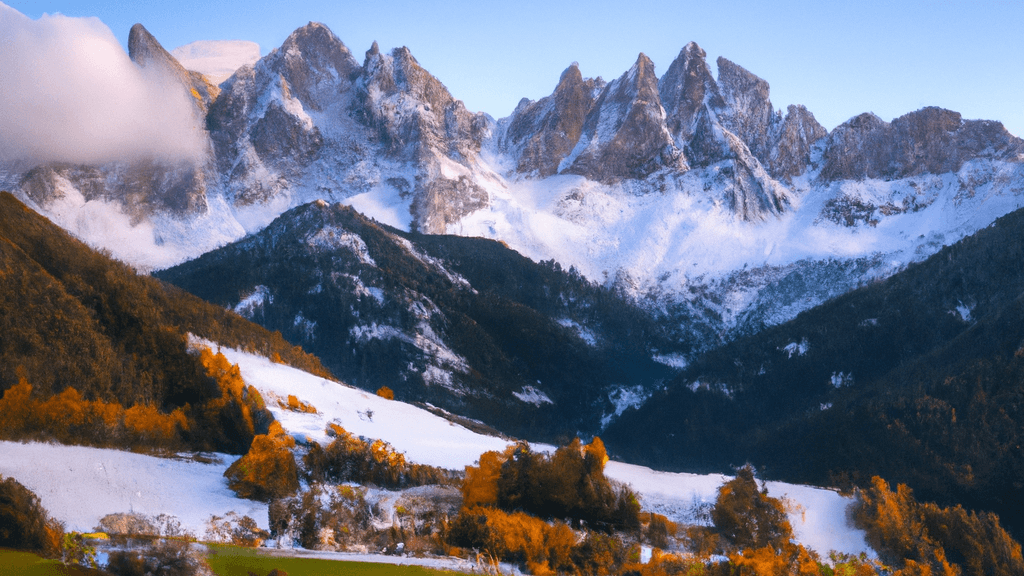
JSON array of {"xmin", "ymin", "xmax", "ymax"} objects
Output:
[
  {"xmin": 128, "ymin": 23, "xmax": 219, "ymax": 113},
  {"xmin": 659, "ymin": 42, "xmax": 726, "ymax": 142},
  {"xmin": 267, "ymin": 22, "xmax": 360, "ymax": 111},
  {"xmin": 562, "ymin": 53, "xmax": 683, "ymax": 183},
  {"xmin": 715, "ymin": 56, "xmax": 778, "ymax": 163},
  {"xmin": 768, "ymin": 104, "xmax": 828, "ymax": 181},
  {"xmin": 501, "ymin": 63, "xmax": 600, "ymax": 177}
]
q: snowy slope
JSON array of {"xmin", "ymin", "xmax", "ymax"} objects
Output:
[
  {"xmin": 0, "ymin": 441, "xmax": 266, "ymax": 534},
  {"xmin": 452, "ymin": 157, "xmax": 1024, "ymax": 338}
]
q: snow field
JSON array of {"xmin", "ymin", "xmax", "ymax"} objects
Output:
[{"xmin": 0, "ymin": 440, "xmax": 266, "ymax": 535}]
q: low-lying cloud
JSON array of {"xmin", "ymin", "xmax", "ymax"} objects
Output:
[{"xmin": 0, "ymin": 4, "xmax": 207, "ymax": 165}]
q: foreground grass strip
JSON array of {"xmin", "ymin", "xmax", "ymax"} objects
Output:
[
  {"xmin": 206, "ymin": 544, "xmax": 466, "ymax": 576},
  {"xmin": 0, "ymin": 549, "xmax": 102, "ymax": 576}
]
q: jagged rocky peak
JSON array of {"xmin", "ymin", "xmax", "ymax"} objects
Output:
[
  {"xmin": 358, "ymin": 43, "xmax": 486, "ymax": 162},
  {"xmin": 561, "ymin": 53, "xmax": 683, "ymax": 183},
  {"xmin": 501, "ymin": 62, "xmax": 601, "ymax": 177},
  {"xmin": 357, "ymin": 43, "xmax": 490, "ymax": 233},
  {"xmin": 659, "ymin": 42, "xmax": 726, "ymax": 142},
  {"xmin": 819, "ymin": 106, "xmax": 1024, "ymax": 181},
  {"xmin": 769, "ymin": 104, "xmax": 828, "ymax": 181},
  {"xmin": 128, "ymin": 23, "xmax": 219, "ymax": 113},
  {"xmin": 715, "ymin": 56, "xmax": 779, "ymax": 162},
  {"xmin": 268, "ymin": 21, "xmax": 360, "ymax": 110}
]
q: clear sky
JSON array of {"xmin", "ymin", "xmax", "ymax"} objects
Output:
[{"xmin": 6, "ymin": 1, "xmax": 1024, "ymax": 136}]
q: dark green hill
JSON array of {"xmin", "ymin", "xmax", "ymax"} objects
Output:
[
  {"xmin": 604, "ymin": 203, "xmax": 1024, "ymax": 535},
  {"xmin": 0, "ymin": 191, "xmax": 329, "ymax": 453},
  {"xmin": 156, "ymin": 201, "xmax": 680, "ymax": 441}
]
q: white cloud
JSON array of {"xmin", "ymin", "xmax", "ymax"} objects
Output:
[{"xmin": 0, "ymin": 4, "xmax": 207, "ymax": 165}]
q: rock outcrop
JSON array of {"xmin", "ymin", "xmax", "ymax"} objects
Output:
[
  {"xmin": 562, "ymin": 53, "xmax": 684, "ymax": 183},
  {"xmin": 820, "ymin": 107, "xmax": 1024, "ymax": 181},
  {"xmin": 499, "ymin": 63, "xmax": 602, "ymax": 177},
  {"xmin": 128, "ymin": 23, "xmax": 220, "ymax": 114}
]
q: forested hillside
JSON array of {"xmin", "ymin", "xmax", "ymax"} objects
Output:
[
  {"xmin": 605, "ymin": 202, "xmax": 1024, "ymax": 536},
  {"xmin": 156, "ymin": 201, "xmax": 680, "ymax": 441},
  {"xmin": 0, "ymin": 191, "xmax": 329, "ymax": 453}
]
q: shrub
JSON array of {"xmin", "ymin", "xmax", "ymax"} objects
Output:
[
  {"xmin": 448, "ymin": 506, "xmax": 579, "ymax": 573},
  {"xmin": 106, "ymin": 538, "xmax": 208, "ymax": 576},
  {"xmin": 711, "ymin": 465, "xmax": 792, "ymax": 552},
  {"xmin": 224, "ymin": 421, "xmax": 299, "ymax": 502},
  {"xmin": 303, "ymin": 424, "xmax": 457, "ymax": 489},
  {"xmin": 376, "ymin": 386, "xmax": 395, "ymax": 400},
  {"xmin": 0, "ymin": 475, "xmax": 62, "ymax": 557}
]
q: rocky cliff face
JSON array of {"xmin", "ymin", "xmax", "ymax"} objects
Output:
[
  {"xmin": 820, "ymin": 107, "xmax": 1024, "ymax": 181},
  {"xmin": 205, "ymin": 22, "xmax": 357, "ymax": 205},
  {"xmin": 499, "ymin": 63, "xmax": 601, "ymax": 177},
  {"xmin": 356, "ymin": 43, "xmax": 491, "ymax": 232},
  {"xmin": 203, "ymin": 23, "xmax": 493, "ymax": 232},
  {"xmin": 561, "ymin": 53, "xmax": 684, "ymax": 183}
]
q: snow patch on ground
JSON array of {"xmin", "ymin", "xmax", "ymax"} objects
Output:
[
  {"xmin": 234, "ymin": 285, "xmax": 271, "ymax": 318},
  {"xmin": 0, "ymin": 345, "xmax": 875, "ymax": 561},
  {"xmin": 604, "ymin": 462, "xmax": 873, "ymax": 559},
  {"xmin": 0, "ymin": 441, "xmax": 266, "ymax": 535},
  {"xmin": 512, "ymin": 385, "xmax": 554, "ymax": 406},
  {"xmin": 304, "ymin": 225, "xmax": 376, "ymax": 265},
  {"xmin": 556, "ymin": 318, "xmax": 598, "ymax": 346},
  {"xmin": 782, "ymin": 338, "xmax": 810, "ymax": 358},
  {"xmin": 652, "ymin": 353, "xmax": 687, "ymax": 369},
  {"xmin": 601, "ymin": 386, "xmax": 652, "ymax": 429}
]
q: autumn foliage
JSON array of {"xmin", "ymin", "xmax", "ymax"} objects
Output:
[
  {"xmin": 303, "ymin": 424, "xmax": 457, "ymax": 489},
  {"xmin": 224, "ymin": 421, "xmax": 299, "ymax": 502},
  {"xmin": 712, "ymin": 466, "xmax": 792, "ymax": 552},
  {"xmin": 0, "ymin": 378, "xmax": 188, "ymax": 450},
  {"xmin": 461, "ymin": 438, "xmax": 639, "ymax": 532},
  {"xmin": 448, "ymin": 438, "xmax": 640, "ymax": 575},
  {"xmin": 0, "ymin": 475, "xmax": 62, "ymax": 557},
  {"xmin": 853, "ymin": 476, "xmax": 1024, "ymax": 576}
]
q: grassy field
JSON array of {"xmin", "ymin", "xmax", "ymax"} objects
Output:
[
  {"xmin": 0, "ymin": 545, "xmax": 468, "ymax": 576},
  {"xmin": 205, "ymin": 544, "xmax": 466, "ymax": 576},
  {"xmin": 0, "ymin": 549, "xmax": 104, "ymax": 576}
]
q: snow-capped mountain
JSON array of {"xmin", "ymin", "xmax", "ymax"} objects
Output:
[{"xmin": 6, "ymin": 20, "xmax": 1024, "ymax": 351}]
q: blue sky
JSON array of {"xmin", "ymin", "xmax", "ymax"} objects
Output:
[{"xmin": 6, "ymin": 1, "xmax": 1024, "ymax": 136}]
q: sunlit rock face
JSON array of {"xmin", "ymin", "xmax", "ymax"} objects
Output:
[
  {"xmin": 500, "ymin": 63, "xmax": 602, "ymax": 178},
  {"xmin": 819, "ymin": 107, "xmax": 1024, "ymax": 182}
]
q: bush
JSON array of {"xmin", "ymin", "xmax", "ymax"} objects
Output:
[
  {"xmin": 462, "ymin": 438, "xmax": 640, "ymax": 532},
  {"xmin": 711, "ymin": 466, "xmax": 792, "ymax": 552},
  {"xmin": 224, "ymin": 421, "xmax": 299, "ymax": 502},
  {"xmin": 106, "ymin": 538, "xmax": 208, "ymax": 576},
  {"xmin": 376, "ymin": 386, "xmax": 395, "ymax": 400},
  {"xmin": 448, "ymin": 506, "xmax": 579, "ymax": 574},
  {"xmin": 303, "ymin": 424, "xmax": 457, "ymax": 489},
  {"xmin": 0, "ymin": 475, "xmax": 62, "ymax": 557}
]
